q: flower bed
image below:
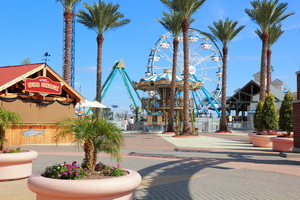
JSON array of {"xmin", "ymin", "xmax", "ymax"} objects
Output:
[{"xmin": 42, "ymin": 161, "xmax": 127, "ymax": 180}]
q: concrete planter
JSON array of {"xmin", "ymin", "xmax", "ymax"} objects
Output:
[
  {"xmin": 27, "ymin": 169, "xmax": 142, "ymax": 200},
  {"xmin": 0, "ymin": 150, "xmax": 38, "ymax": 181},
  {"xmin": 270, "ymin": 137, "xmax": 294, "ymax": 152},
  {"xmin": 251, "ymin": 134, "xmax": 275, "ymax": 148},
  {"xmin": 248, "ymin": 132, "xmax": 256, "ymax": 144}
]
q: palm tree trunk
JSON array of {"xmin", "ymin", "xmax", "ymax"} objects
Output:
[
  {"xmin": 92, "ymin": 152, "xmax": 97, "ymax": 167},
  {"xmin": 259, "ymin": 32, "xmax": 269, "ymax": 102},
  {"xmin": 181, "ymin": 19, "xmax": 190, "ymax": 134},
  {"xmin": 167, "ymin": 38, "xmax": 179, "ymax": 132},
  {"xmin": 96, "ymin": 34, "xmax": 104, "ymax": 118},
  {"xmin": 220, "ymin": 46, "xmax": 228, "ymax": 131},
  {"xmin": 63, "ymin": 10, "xmax": 73, "ymax": 85},
  {"xmin": 83, "ymin": 139, "xmax": 95, "ymax": 171},
  {"xmin": 266, "ymin": 48, "xmax": 272, "ymax": 94}
]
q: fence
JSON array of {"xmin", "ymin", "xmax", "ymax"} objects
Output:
[{"xmin": 109, "ymin": 118, "xmax": 254, "ymax": 132}]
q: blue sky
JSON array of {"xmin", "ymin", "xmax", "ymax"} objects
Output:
[{"xmin": 1, "ymin": 0, "xmax": 300, "ymax": 113}]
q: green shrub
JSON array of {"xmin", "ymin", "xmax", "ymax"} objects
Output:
[
  {"xmin": 254, "ymin": 101, "xmax": 264, "ymax": 131},
  {"xmin": 279, "ymin": 92, "xmax": 294, "ymax": 134},
  {"xmin": 261, "ymin": 93, "xmax": 278, "ymax": 131}
]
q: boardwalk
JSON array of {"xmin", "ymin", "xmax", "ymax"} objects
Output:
[{"xmin": 1, "ymin": 129, "xmax": 300, "ymax": 200}]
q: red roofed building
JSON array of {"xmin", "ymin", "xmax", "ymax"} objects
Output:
[{"xmin": 0, "ymin": 63, "xmax": 85, "ymax": 145}]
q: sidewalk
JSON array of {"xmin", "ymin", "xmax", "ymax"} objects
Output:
[{"xmin": 1, "ymin": 129, "xmax": 300, "ymax": 200}]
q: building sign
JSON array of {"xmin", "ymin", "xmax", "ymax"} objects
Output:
[{"xmin": 25, "ymin": 77, "xmax": 62, "ymax": 94}]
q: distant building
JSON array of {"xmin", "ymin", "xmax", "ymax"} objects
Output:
[{"xmin": 226, "ymin": 72, "xmax": 294, "ymax": 129}]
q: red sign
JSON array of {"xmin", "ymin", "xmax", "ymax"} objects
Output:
[{"xmin": 25, "ymin": 77, "xmax": 62, "ymax": 94}]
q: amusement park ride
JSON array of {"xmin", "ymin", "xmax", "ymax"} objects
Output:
[
  {"xmin": 133, "ymin": 28, "xmax": 224, "ymax": 117},
  {"xmin": 86, "ymin": 28, "xmax": 225, "ymax": 118},
  {"xmin": 85, "ymin": 59, "xmax": 141, "ymax": 115},
  {"xmin": 101, "ymin": 59, "xmax": 141, "ymax": 109}
]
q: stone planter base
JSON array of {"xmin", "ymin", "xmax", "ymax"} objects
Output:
[
  {"xmin": 162, "ymin": 132, "xmax": 176, "ymax": 134},
  {"xmin": 270, "ymin": 137, "xmax": 294, "ymax": 152},
  {"xmin": 0, "ymin": 150, "xmax": 38, "ymax": 181},
  {"xmin": 251, "ymin": 134, "xmax": 274, "ymax": 148},
  {"xmin": 172, "ymin": 135, "xmax": 200, "ymax": 138},
  {"xmin": 28, "ymin": 169, "xmax": 141, "ymax": 200},
  {"xmin": 215, "ymin": 131, "xmax": 232, "ymax": 133}
]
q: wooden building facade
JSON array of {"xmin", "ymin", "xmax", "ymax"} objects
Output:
[{"xmin": 0, "ymin": 63, "xmax": 85, "ymax": 145}]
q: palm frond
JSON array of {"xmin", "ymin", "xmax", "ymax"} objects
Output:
[
  {"xmin": 160, "ymin": 0, "xmax": 206, "ymax": 20},
  {"xmin": 56, "ymin": 0, "xmax": 81, "ymax": 10},
  {"xmin": 157, "ymin": 10, "xmax": 183, "ymax": 36},
  {"xmin": 208, "ymin": 18, "xmax": 245, "ymax": 46},
  {"xmin": 76, "ymin": 1, "xmax": 131, "ymax": 35},
  {"xmin": 245, "ymin": 0, "xmax": 294, "ymax": 32}
]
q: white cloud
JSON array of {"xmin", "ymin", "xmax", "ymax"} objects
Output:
[
  {"xmin": 238, "ymin": 56, "xmax": 260, "ymax": 60},
  {"xmin": 77, "ymin": 66, "xmax": 96, "ymax": 71},
  {"xmin": 283, "ymin": 23, "xmax": 300, "ymax": 31},
  {"xmin": 274, "ymin": 75, "xmax": 290, "ymax": 79}
]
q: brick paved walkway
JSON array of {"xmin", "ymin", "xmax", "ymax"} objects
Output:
[{"xmin": 1, "ymin": 130, "xmax": 300, "ymax": 200}]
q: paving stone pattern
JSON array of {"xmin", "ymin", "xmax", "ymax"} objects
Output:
[{"xmin": 1, "ymin": 130, "xmax": 300, "ymax": 200}]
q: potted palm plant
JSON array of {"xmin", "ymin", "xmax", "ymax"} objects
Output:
[
  {"xmin": 0, "ymin": 107, "xmax": 38, "ymax": 181},
  {"xmin": 27, "ymin": 115, "xmax": 141, "ymax": 200}
]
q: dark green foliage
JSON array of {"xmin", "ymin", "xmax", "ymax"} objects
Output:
[
  {"xmin": 0, "ymin": 107, "xmax": 23, "ymax": 150},
  {"xmin": 261, "ymin": 93, "xmax": 278, "ymax": 131},
  {"xmin": 279, "ymin": 92, "xmax": 294, "ymax": 134},
  {"xmin": 254, "ymin": 101, "xmax": 264, "ymax": 131},
  {"xmin": 55, "ymin": 116, "xmax": 123, "ymax": 171}
]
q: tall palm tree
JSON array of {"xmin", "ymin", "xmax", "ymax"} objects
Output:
[
  {"xmin": 255, "ymin": 24, "xmax": 284, "ymax": 93},
  {"xmin": 245, "ymin": 0, "xmax": 294, "ymax": 102},
  {"xmin": 156, "ymin": 11, "xmax": 186, "ymax": 132},
  {"xmin": 0, "ymin": 107, "xmax": 23, "ymax": 150},
  {"xmin": 160, "ymin": 0, "xmax": 206, "ymax": 134},
  {"xmin": 56, "ymin": 0, "xmax": 81, "ymax": 84},
  {"xmin": 76, "ymin": 0, "xmax": 130, "ymax": 117},
  {"xmin": 208, "ymin": 18, "xmax": 245, "ymax": 132}
]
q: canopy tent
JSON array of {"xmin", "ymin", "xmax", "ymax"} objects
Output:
[{"xmin": 76, "ymin": 100, "xmax": 107, "ymax": 109}]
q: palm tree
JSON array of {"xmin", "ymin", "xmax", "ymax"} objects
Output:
[
  {"xmin": 54, "ymin": 116, "xmax": 123, "ymax": 171},
  {"xmin": 76, "ymin": 0, "xmax": 130, "ymax": 118},
  {"xmin": 160, "ymin": 0, "xmax": 206, "ymax": 134},
  {"xmin": 156, "ymin": 11, "xmax": 185, "ymax": 132},
  {"xmin": 245, "ymin": 0, "xmax": 294, "ymax": 102},
  {"xmin": 21, "ymin": 57, "xmax": 30, "ymax": 65},
  {"xmin": 0, "ymin": 107, "xmax": 23, "ymax": 150},
  {"xmin": 56, "ymin": 0, "xmax": 81, "ymax": 85},
  {"xmin": 208, "ymin": 18, "xmax": 245, "ymax": 132},
  {"xmin": 255, "ymin": 24, "xmax": 284, "ymax": 93}
]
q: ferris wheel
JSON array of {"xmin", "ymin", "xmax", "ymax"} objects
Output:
[{"xmin": 145, "ymin": 28, "xmax": 223, "ymax": 117}]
